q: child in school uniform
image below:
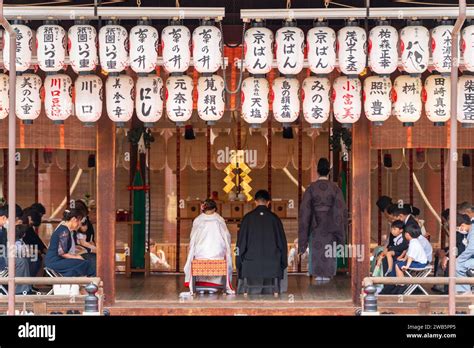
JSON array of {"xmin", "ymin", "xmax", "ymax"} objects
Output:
[
  {"xmin": 377, "ymin": 220, "xmax": 409, "ymax": 276},
  {"xmin": 395, "ymin": 224, "xmax": 428, "ymax": 277}
]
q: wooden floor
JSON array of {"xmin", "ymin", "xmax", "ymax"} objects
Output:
[{"xmin": 111, "ymin": 273, "xmax": 356, "ymax": 315}]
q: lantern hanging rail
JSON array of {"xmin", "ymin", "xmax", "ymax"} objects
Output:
[
  {"xmin": 240, "ymin": 6, "xmax": 474, "ymax": 21},
  {"xmin": 2, "ymin": 6, "xmax": 225, "ymax": 21}
]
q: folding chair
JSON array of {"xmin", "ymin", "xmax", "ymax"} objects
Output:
[
  {"xmin": 44, "ymin": 267, "xmax": 63, "ymax": 295},
  {"xmin": 403, "ymin": 265, "xmax": 432, "ymax": 295},
  {"xmin": 190, "ymin": 259, "xmax": 227, "ymax": 295},
  {"xmin": 0, "ymin": 268, "xmax": 8, "ymax": 295}
]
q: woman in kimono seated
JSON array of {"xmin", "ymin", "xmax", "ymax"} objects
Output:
[
  {"xmin": 45, "ymin": 209, "xmax": 96, "ymax": 277},
  {"xmin": 182, "ymin": 199, "xmax": 234, "ymax": 296}
]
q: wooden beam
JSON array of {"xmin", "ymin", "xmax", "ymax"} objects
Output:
[
  {"xmin": 96, "ymin": 116, "xmax": 116, "ymax": 306},
  {"xmin": 351, "ymin": 116, "xmax": 371, "ymax": 305}
]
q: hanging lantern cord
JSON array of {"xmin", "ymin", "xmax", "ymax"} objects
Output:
[{"xmin": 219, "ymin": 20, "xmax": 247, "ymax": 95}]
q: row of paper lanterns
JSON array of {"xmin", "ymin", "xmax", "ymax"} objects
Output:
[
  {"xmin": 3, "ymin": 71, "xmax": 474, "ymax": 127},
  {"xmin": 244, "ymin": 21, "xmax": 472, "ymax": 76},
  {"xmin": 6, "ymin": 21, "xmax": 474, "ymax": 77},
  {"xmin": 4, "ymin": 21, "xmax": 222, "ymax": 74}
]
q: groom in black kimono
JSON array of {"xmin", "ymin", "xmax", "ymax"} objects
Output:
[{"xmin": 236, "ymin": 190, "xmax": 288, "ymax": 295}]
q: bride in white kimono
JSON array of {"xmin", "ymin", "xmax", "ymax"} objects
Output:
[{"xmin": 182, "ymin": 199, "xmax": 235, "ymax": 295}]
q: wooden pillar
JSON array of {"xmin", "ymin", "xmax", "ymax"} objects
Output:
[
  {"xmin": 206, "ymin": 126, "xmax": 211, "ymax": 199},
  {"xmin": 176, "ymin": 127, "xmax": 181, "ymax": 273},
  {"xmin": 96, "ymin": 116, "xmax": 116, "ymax": 306},
  {"xmin": 3, "ymin": 148, "xmax": 7, "ymax": 200},
  {"xmin": 377, "ymin": 149, "xmax": 382, "ymax": 245},
  {"xmin": 351, "ymin": 116, "xmax": 371, "ymax": 305},
  {"xmin": 441, "ymin": 149, "xmax": 446, "ymax": 248},
  {"xmin": 66, "ymin": 149, "xmax": 71, "ymax": 206},
  {"xmin": 409, "ymin": 149, "xmax": 414, "ymax": 205}
]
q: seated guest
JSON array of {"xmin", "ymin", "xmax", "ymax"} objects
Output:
[
  {"xmin": 10, "ymin": 224, "xmax": 34, "ymax": 294},
  {"xmin": 45, "ymin": 209, "xmax": 95, "ymax": 277},
  {"xmin": 182, "ymin": 199, "xmax": 234, "ymax": 295},
  {"xmin": 391, "ymin": 204, "xmax": 420, "ymax": 229},
  {"xmin": 418, "ymin": 228, "xmax": 433, "ymax": 264},
  {"xmin": 395, "ymin": 224, "xmax": 428, "ymax": 278},
  {"xmin": 72, "ymin": 200, "xmax": 96, "ymax": 273},
  {"xmin": 21, "ymin": 207, "xmax": 47, "ymax": 277},
  {"xmin": 236, "ymin": 190, "xmax": 288, "ymax": 295},
  {"xmin": 377, "ymin": 220, "xmax": 408, "ymax": 276},
  {"xmin": 456, "ymin": 213, "xmax": 474, "ymax": 294},
  {"xmin": 459, "ymin": 202, "xmax": 474, "ymax": 223},
  {"xmin": 0, "ymin": 205, "xmax": 23, "ymax": 270}
]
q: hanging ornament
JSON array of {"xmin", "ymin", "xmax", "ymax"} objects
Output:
[
  {"xmin": 332, "ymin": 76, "xmax": 362, "ymax": 128},
  {"xmin": 431, "ymin": 20, "xmax": 457, "ymax": 74},
  {"xmin": 68, "ymin": 22, "xmax": 98, "ymax": 73},
  {"xmin": 461, "ymin": 24, "xmax": 474, "ymax": 72},
  {"xmin": 241, "ymin": 76, "xmax": 269, "ymax": 127},
  {"xmin": 363, "ymin": 75, "xmax": 392, "ymax": 125},
  {"xmin": 272, "ymin": 77, "xmax": 299, "ymax": 126},
  {"xmin": 302, "ymin": 76, "xmax": 331, "ymax": 128},
  {"xmin": 392, "ymin": 75, "xmax": 422, "ymax": 126},
  {"xmin": 36, "ymin": 21, "xmax": 67, "ymax": 72},
  {"xmin": 44, "ymin": 74, "xmax": 73, "ymax": 124},
  {"xmin": 162, "ymin": 22, "xmax": 191, "ymax": 74},
  {"xmin": 165, "ymin": 74, "xmax": 193, "ymax": 125},
  {"xmin": 423, "ymin": 74, "xmax": 450, "ymax": 126},
  {"xmin": 368, "ymin": 22, "xmax": 398, "ymax": 75},
  {"xmin": 75, "ymin": 74, "xmax": 103, "ymax": 126},
  {"xmin": 16, "ymin": 73, "xmax": 42, "ymax": 124},
  {"xmin": 457, "ymin": 74, "xmax": 474, "ymax": 128},
  {"xmin": 99, "ymin": 21, "xmax": 129, "ymax": 74},
  {"xmin": 337, "ymin": 21, "xmax": 367, "ymax": 76},
  {"xmin": 400, "ymin": 21, "xmax": 429, "ymax": 74},
  {"xmin": 106, "ymin": 74, "xmax": 134, "ymax": 127},
  {"xmin": 307, "ymin": 22, "xmax": 336, "ymax": 75},
  {"xmin": 197, "ymin": 74, "xmax": 225, "ymax": 125},
  {"xmin": 275, "ymin": 20, "xmax": 304, "ymax": 76},
  {"xmin": 135, "ymin": 75, "xmax": 163, "ymax": 127},
  {"xmin": 0, "ymin": 74, "xmax": 8, "ymax": 120},
  {"xmin": 244, "ymin": 21, "xmax": 273, "ymax": 75},
  {"xmin": 192, "ymin": 20, "xmax": 222, "ymax": 74},
  {"xmin": 130, "ymin": 21, "xmax": 159, "ymax": 74},
  {"xmin": 4, "ymin": 23, "xmax": 33, "ymax": 72}
]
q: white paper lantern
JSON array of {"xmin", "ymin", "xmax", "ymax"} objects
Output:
[
  {"xmin": 0, "ymin": 74, "xmax": 8, "ymax": 120},
  {"xmin": 75, "ymin": 74, "xmax": 103, "ymax": 125},
  {"xmin": 106, "ymin": 75, "xmax": 134, "ymax": 126},
  {"xmin": 368, "ymin": 24, "xmax": 398, "ymax": 75},
  {"xmin": 302, "ymin": 76, "xmax": 330, "ymax": 127},
  {"xmin": 275, "ymin": 24, "xmax": 304, "ymax": 75},
  {"xmin": 197, "ymin": 74, "xmax": 225, "ymax": 124},
  {"xmin": 192, "ymin": 24, "xmax": 222, "ymax": 74},
  {"xmin": 332, "ymin": 76, "xmax": 361, "ymax": 127},
  {"xmin": 431, "ymin": 24, "xmax": 459, "ymax": 74},
  {"xmin": 307, "ymin": 26, "xmax": 336, "ymax": 75},
  {"xmin": 244, "ymin": 26, "xmax": 273, "ymax": 75},
  {"xmin": 337, "ymin": 25, "xmax": 367, "ymax": 76},
  {"xmin": 423, "ymin": 75, "xmax": 450, "ymax": 126},
  {"xmin": 392, "ymin": 75, "xmax": 422, "ymax": 126},
  {"xmin": 400, "ymin": 25, "xmax": 429, "ymax": 74},
  {"xmin": 457, "ymin": 75, "xmax": 474, "ymax": 127},
  {"xmin": 44, "ymin": 74, "xmax": 73, "ymax": 124},
  {"xmin": 130, "ymin": 24, "xmax": 159, "ymax": 74},
  {"xmin": 99, "ymin": 24, "xmax": 129, "ymax": 74},
  {"xmin": 4, "ymin": 24, "xmax": 33, "ymax": 72},
  {"xmin": 136, "ymin": 75, "xmax": 163, "ymax": 127},
  {"xmin": 272, "ymin": 77, "xmax": 299, "ymax": 125},
  {"xmin": 462, "ymin": 25, "xmax": 474, "ymax": 72},
  {"xmin": 241, "ymin": 76, "xmax": 269, "ymax": 127},
  {"xmin": 363, "ymin": 75, "xmax": 392, "ymax": 125},
  {"xmin": 162, "ymin": 25, "xmax": 191, "ymax": 74},
  {"xmin": 165, "ymin": 75, "xmax": 193, "ymax": 124},
  {"xmin": 36, "ymin": 24, "xmax": 66, "ymax": 72},
  {"xmin": 68, "ymin": 24, "xmax": 98, "ymax": 73},
  {"xmin": 16, "ymin": 74, "xmax": 42, "ymax": 124}
]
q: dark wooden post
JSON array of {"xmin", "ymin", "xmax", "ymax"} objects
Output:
[
  {"xmin": 351, "ymin": 116, "xmax": 371, "ymax": 305},
  {"xmin": 96, "ymin": 116, "xmax": 116, "ymax": 306}
]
